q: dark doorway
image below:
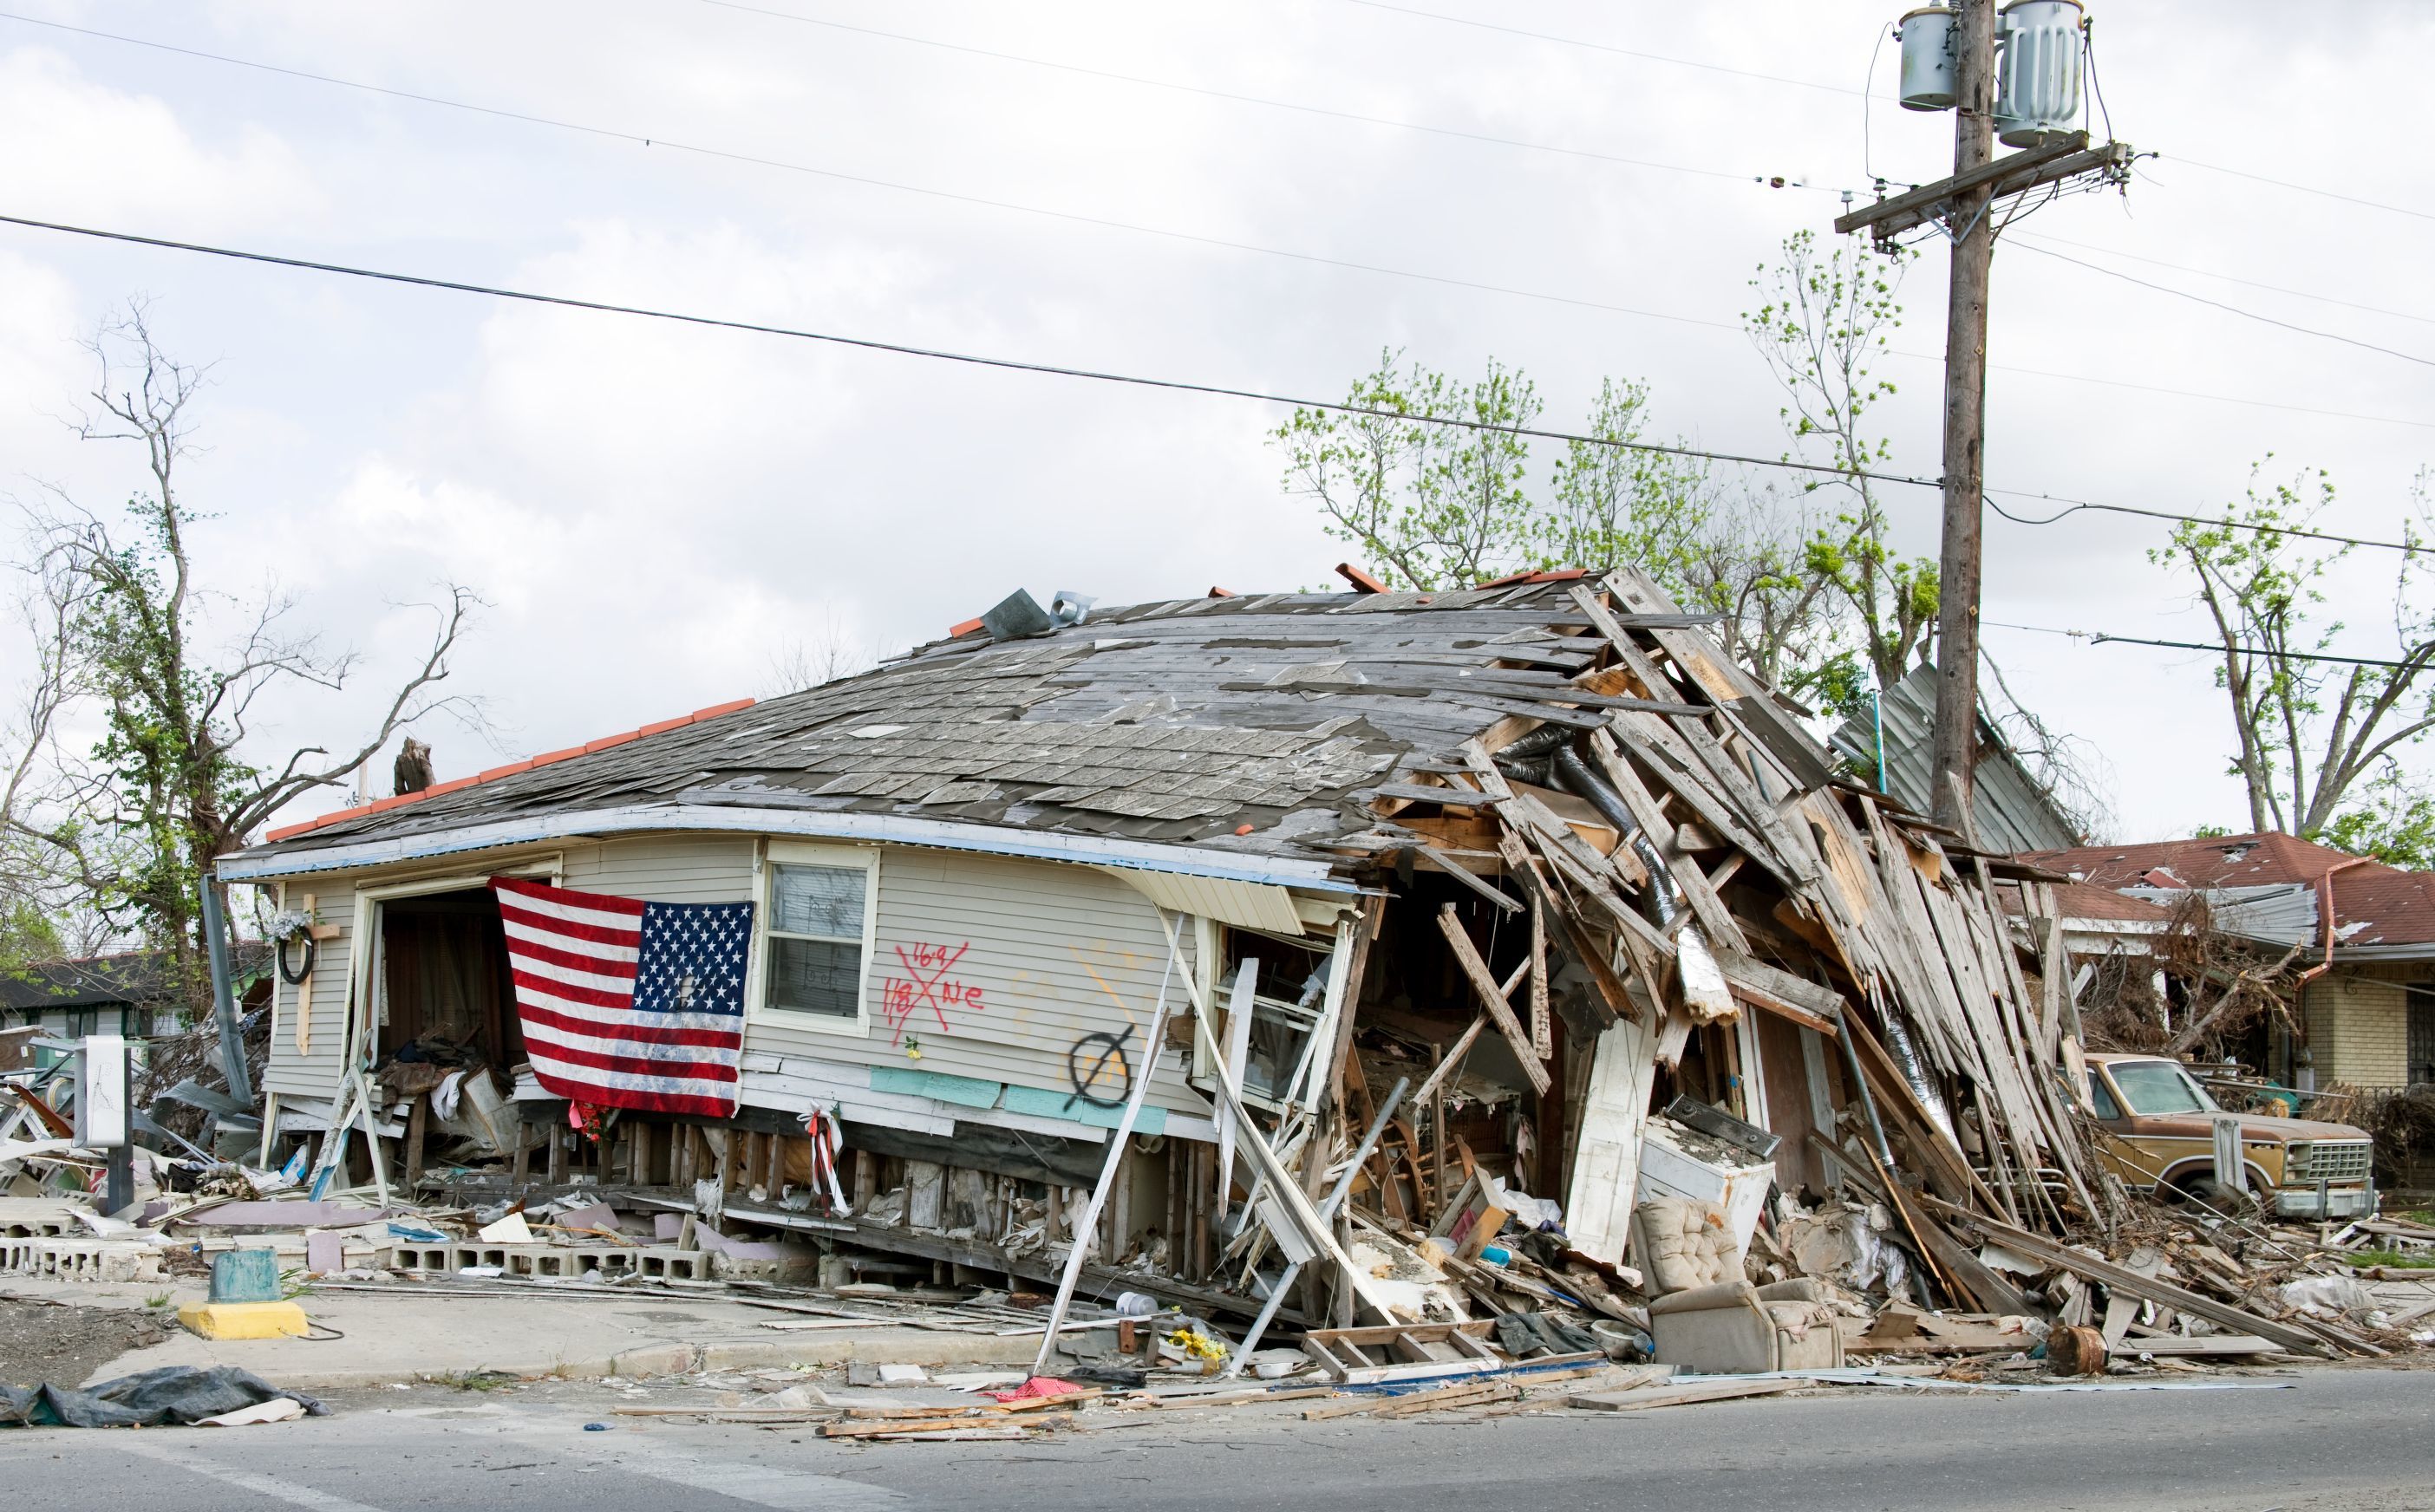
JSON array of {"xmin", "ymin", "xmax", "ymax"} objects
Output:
[{"xmin": 379, "ymin": 888, "xmax": 522, "ymax": 1070}]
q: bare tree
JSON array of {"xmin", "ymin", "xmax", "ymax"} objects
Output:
[
  {"xmin": 764, "ymin": 610, "xmax": 878, "ymax": 695},
  {"xmin": 15, "ymin": 303, "xmax": 480, "ymax": 1003},
  {"xmin": 2158, "ymin": 461, "xmax": 2435, "ymax": 838}
]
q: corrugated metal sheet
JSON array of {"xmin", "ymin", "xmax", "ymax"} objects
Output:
[
  {"xmin": 1829, "ymin": 662, "xmax": 2079, "ymax": 854},
  {"xmin": 1103, "ymin": 869, "xmax": 1305, "ymax": 935}
]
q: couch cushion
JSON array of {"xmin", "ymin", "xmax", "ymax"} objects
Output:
[{"xmin": 1635, "ymin": 1195, "xmax": 1740, "ymax": 1294}]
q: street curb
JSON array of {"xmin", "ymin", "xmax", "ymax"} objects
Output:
[{"xmin": 238, "ymin": 1329, "xmax": 1042, "ymax": 1391}]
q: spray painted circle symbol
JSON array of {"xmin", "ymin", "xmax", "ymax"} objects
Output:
[{"xmin": 1065, "ymin": 1027, "xmax": 1134, "ymax": 1111}]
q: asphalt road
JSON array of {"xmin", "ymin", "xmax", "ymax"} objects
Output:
[{"xmin": 5, "ymin": 1367, "xmax": 2431, "ymax": 1512}]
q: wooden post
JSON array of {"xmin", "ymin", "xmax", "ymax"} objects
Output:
[
  {"xmin": 546, "ymin": 1121, "xmax": 568, "ymax": 1185},
  {"xmin": 512, "ymin": 1122, "xmax": 532, "ymax": 1186},
  {"xmin": 1929, "ymin": 0, "xmax": 1997, "ymax": 836},
  {"xmin": 403, "ymin": 1093, "xmax": 428, "ymax": 1188}
]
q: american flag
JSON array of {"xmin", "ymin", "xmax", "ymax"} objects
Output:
[{"xmin": 491, "ymin": 877, "xmax": 755, "ymax": 1118}]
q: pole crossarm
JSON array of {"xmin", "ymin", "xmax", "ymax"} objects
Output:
[{"xmin": 1834, "ymin": 134, "xmax": 2132, "ymax": 243}]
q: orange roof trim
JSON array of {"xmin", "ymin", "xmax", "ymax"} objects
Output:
[{"xmin": 259, "ymin": 697, "xmax": 759, "ymax": 844}]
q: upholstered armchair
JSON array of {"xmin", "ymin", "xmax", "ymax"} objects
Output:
[{"xmin": 1631, "ymin": 1195, "xmax": 1844, "ymax": 1375}]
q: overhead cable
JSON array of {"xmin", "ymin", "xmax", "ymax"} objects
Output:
[
  {"xmin": 1335, "ymin": 4, "xmax": 2435, "ymax": 227},
  {"xmin": 1984, "ymin": 621, "xmax": 2431, "ymax": 671},
  {"xmin": 2011, "ymin": 240, "xmax": 2435, "ymax": 371},
  {"xmin": 0, "ymin": 10, "xmax": 1753, "ymax": 333},
  {"xmin": 10, "ymin": 209, "xmax": 2418, "ymax": 567},
  {"xmin": 0, "ymin": 210, "xmax": 1944, "ymax": 489},
  {"xmin": 2011, "ymin": 231, "xmax": 2435, "ymax": 330},
  {"xmin": 15, "ymin": 13, "xmax": 2430, "ymax": 433},
  {"xmin": 1984, "ymin": 492, "xmax": 2422, "ymax": 557}
]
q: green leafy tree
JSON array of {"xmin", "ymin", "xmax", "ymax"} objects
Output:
[
  {"xmin": 2158, "ymin": 461, "xmax": 2435, "ymax": 838},
  {"xmin": 20, "ymin": 306, "xmax": 478, "ymax": 1010},
  {"xmin": 1274, "ymin": 355, "xmax": 1844, "ymax": 693},
  {"xmin": 1744, "ymin": 231, "xmax": 1936, "ymax": 697},
  {"xmin": 1272, "ymin": 349, "xmax": 1538, "ymax": 591},
  {"xmin": 2321, "ymin": 767, "xmax": 2435, "ymax": 869}
]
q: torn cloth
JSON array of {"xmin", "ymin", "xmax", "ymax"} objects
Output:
[
  {"xmin": 0, "ymin": 1365, "xmax": 330, "ymax": 1428},
  {"xmin": 987, "ymin": 1375, "xmax": 1085, "ymax": 1403}
]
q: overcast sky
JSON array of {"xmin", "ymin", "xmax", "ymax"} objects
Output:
[{"xmin": 2, "ymin": 0, "xmax": 2429, "ymax": 844}]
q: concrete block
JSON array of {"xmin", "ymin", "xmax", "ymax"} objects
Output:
[
  {"xmin": 180, "ymin": 1300, "xmax": 310, "ymax": 1339},
  {"xmin": 212, "ymin": 1248, "xmax": 284, "ymax": 1302},
  {"xmin": 604, "ymin": 1343, "xmax": 692, "ymax": 1378}
]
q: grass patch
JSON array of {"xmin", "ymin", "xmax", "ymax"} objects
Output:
[
  {"xmin": 438, "ymin": 1369, "xmax": 519, "ymax": 1392},
  {"xmin": 144, "ymin": 1292, "xmax": 173, "ymax": 1309},
  {"xmin": 2348, "ymin": 1249, "xmax": 2435, "ymax": 1268}
]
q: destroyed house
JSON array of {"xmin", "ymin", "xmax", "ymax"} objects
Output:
[{"xmin": 217, "ymin": 570, "xmax": 2102, "ymax": 1326}]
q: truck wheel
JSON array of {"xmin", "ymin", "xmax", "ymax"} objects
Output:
[{"xmin": 2166, "ymin": 1175, "xmax": 2254, "ymax": 1214}]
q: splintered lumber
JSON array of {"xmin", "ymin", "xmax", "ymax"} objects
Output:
[
  {"xmin": 2118, "ymin": 1335, "xmax": 2288, "ymax": 1358},
  {"xmin": 1916, "ymin": 1197, "xmax": 2333, "ymax": 1357},
  {"xmin": 1437, "ymin": 904, "xmax": 1552, "ymax": 1095},
  {"xmin": 824, "ymin": 1411, "xmax": 1075, "ymax": 1439},
  {"xmin": 1568, "ymin": 1378, "xmax": 1803, "ymax": 1412},
  {"xmin": 1302, "ymin": 1379, "xmax": 1519, "ymax": 1420}
]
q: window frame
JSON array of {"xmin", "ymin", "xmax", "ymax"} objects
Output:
[{"xmin": 751, "ymin": 839, "xmax": 880, "ymax": 1037}]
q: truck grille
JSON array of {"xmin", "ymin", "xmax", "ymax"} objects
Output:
[{"xmin": 2286, "ymin": 1140, "xmax": 2372, "ymax": 1184}]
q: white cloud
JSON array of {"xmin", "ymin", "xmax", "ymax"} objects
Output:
[{"xmin": 0, "ymin": 45, "xmax": 317, "ymax": 231}]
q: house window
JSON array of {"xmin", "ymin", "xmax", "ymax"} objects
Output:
[
  {"xmin": 2409, "ymin": 987, "xmax": 2435, "ymax": 1087},
  {"xmin": 764, "ymin": 854, "xmax": 873, "ymax": 1022}
]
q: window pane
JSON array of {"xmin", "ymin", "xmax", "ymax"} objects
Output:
[
  {"xmin": 2110, "ymin": 1061, "xmax": 2211, "ymax": 1116},
  {"xmin": 770, "ymin": 937, "xmax": 862, "ymax": 1017},
  {"xmin": 773, "ymin": 863, "xmax": 864, "ymax": 939},
  {"xmin": 2086, "ymin": 1072, "xmax": 2120, "ymax": 1121}
]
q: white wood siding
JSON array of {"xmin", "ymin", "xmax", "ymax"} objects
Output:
[
  {"xmin": 747, "ymin": 847, "xmax": 1204, "ymax": 1117},
  {"xmin": 261, "ymin": 885, "xmax": 358, "ymax": 1098},
  {"xmin": 255, "ymin": 833, "xmax": 1208, "ymax": 1124}
]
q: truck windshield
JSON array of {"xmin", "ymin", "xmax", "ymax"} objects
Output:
[{"xmin": 2109, "ymin": 1061, "xmax": 2217, "ymax": 1116}]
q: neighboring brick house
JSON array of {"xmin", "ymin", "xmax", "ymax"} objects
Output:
[{"xmin": 2018, "ymin": 832, "xmax": 2435, "ymax": 1092}]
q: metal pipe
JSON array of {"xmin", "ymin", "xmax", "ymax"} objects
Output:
[
  {"xmin": 198, "ymin": 875, "xmax": 252, "ymax": 1106},
  {"xmin": 2295, "ymin": 857, "xmax": 2372, "ymax": 988}
]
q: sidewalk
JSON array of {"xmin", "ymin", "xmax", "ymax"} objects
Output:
[{"xmin": 17, "ymin": 1275, "xmax": 1041, "ymax": 1391}]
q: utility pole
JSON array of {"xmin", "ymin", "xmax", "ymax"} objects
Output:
[
  {"xmin": 1835, "ymin": 0, "xmax": 2131, "ymax": 838},
  {"xmin": 1929, "ymin": 0, "xmax": 1996, "ymax": 837}
]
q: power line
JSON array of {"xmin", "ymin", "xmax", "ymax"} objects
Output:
[
  {"xmin": 2167, "ymin": 155, "xmax": 2435, "ymax": 227},
  {"xmin": 2010, "ymin": 240, "xmax": 2435, "ymax": 372},
  {"xmin": 19, "ymin": 205, "xmax": 2411, "ymax": 571},
  {"xmin": 20, "ymin": 12, "xmax": 2432, "ymax": 435},
  {"xmin": 1985, "ymin": 620, "xmax": 2431, "ymax": 671},
  {"xmin": 2012, "ymin": 231, "xmax": 2435, "ymax": 330},
  {"xmin": 0, "ymin": 210, "xmax": 1952, "ymax": 490},
  {"xmin": 1338, "ymin": 4, "xmax": 2435, "ymax": 228},
  {"xmin": 687, "ymin": 0, "xmax": 1834, "ymax": 192},
  {"xmin": 1984, "ymin": 492, "xmax": 2425, "ymax": 557},
  {"xmin": 0, "ymin": 10, "xmax": 1758, "ymax": 336}
]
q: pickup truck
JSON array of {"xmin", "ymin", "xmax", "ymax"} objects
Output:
[{"xmin": 2083, "ymin": 1053, "xmax": 2377, "ymax": 1219}]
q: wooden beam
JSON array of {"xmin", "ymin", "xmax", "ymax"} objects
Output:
[
  {"xmin": 1835, "ymin": 134, "xmax": 2131, "ymax": 241},
  {"xmin": 1435, "ymin": 904, "xmax": 1552, "ymax": 1095}
]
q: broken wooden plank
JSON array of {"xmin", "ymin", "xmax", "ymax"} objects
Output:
[
  {"xmin": 1437, "ymin": 903, "xmax": 1553, "ymax": 1095},
  {"xmin": 1567, "ymin": 1377, "xmax": 1803, "ymax": 1412},
  {"xmin": 1916, "ymin": 1197, "xmax": 2334, "ymax": 1358}
]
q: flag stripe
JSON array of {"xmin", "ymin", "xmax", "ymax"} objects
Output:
[
  {"xmin": 498, "ymin": 896, "xmax": 644, "ymax": 950},
  {"xmin": 492, "ymin": 877, "xmax": 753, "ymax": 1119},
  {"xmin": 499, "ymin": 916, "xmax": 641, "ymax": 974},
  {"xmin": 520, "ymin": 1002, "xmax": 745, "ymax": 1054}
]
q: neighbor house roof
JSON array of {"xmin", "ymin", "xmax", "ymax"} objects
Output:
[
  {"xmin": 223, "ymin": 580, "xmax": 1725, "ymax": 887},
  {"xmin": 2019, "ymin": 831, "xmax": 2435, "ymax": 954},
  {"xmin": 1829, "ymin": 661, "xmax": 2081, "ymax": 855},
  {"xmin": 0, "ymin": 946, "xmax": 266, "ymax": 1016}
]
